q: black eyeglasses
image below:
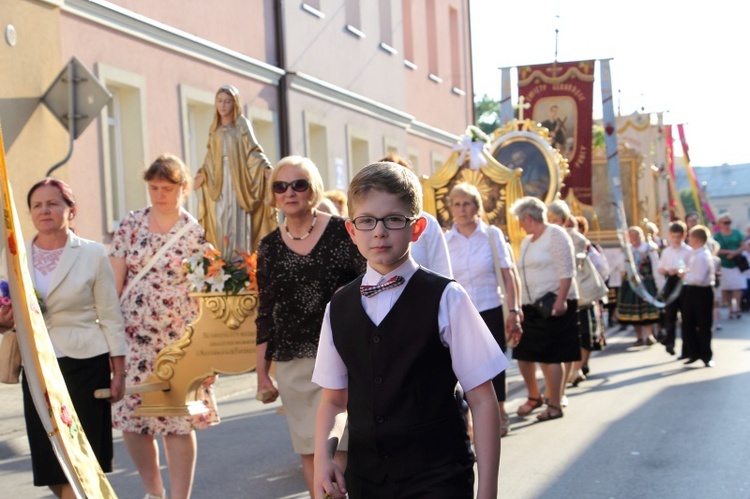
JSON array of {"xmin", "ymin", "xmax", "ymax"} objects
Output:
[
  {"xmin": 350, "ymin": 215, "xmax": 417, "ymax": 231},
  {"xmin": 272, "ymin": 179, "xmax": 311, "ymax": 194}
]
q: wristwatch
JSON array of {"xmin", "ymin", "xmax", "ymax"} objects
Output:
[{"xmin": 508, "ymin": 308, "xmax": 520, "ymax": 314}]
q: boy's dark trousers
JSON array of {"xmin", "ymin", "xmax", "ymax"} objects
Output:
[
  {"xmin": 663, "ymin": 299, "xmax": 686, "ymax": 356},
  {"xmin": 679, "ymin": 285, "xmax": 714, "ymax": 363}
]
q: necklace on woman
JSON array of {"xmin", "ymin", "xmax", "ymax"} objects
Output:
[{"xmin": 285, "ymin": 210, "xmax": 318, "ymax": 241}]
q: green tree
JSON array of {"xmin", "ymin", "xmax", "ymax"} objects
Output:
[
  {"xmin": 679, "ymin": 188, "xmax": 698, "ymax": 214},
  {"xmin": 474, "ymin": 94, "xmax": 501, "ymax": 135}
]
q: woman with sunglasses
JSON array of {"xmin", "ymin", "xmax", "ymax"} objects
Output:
[
  {"xmin": 255, "ymin": 156, "xmax": 365, "ymax": 496},
  {"xmin": 194, "ymin": 84, "xmax": 277, "ymax": 255}
]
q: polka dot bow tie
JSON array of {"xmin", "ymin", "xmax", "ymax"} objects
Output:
[{"xmin": 360, "ymin": 275, "xmax": 405, "ymax": 298}]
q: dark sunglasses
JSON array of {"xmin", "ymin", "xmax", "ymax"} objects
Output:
[
  {"xmin": 720, "ymin": 220, "xmax": 731, "ymax": 225},
  {"xmin": 272, "ymin": 179, "xmax": 311, "ymax": 194}
]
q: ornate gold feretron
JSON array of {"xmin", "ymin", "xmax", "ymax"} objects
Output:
[{"xmin": 133, "ymin": 292, "xmax": 258, "ymax": 417}]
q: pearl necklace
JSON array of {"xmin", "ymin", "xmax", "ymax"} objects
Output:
[{"xmin": 285, "ymin": 210, "xmax": 317, "ymax": 241}]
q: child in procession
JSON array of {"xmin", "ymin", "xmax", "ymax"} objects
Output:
[
  {"xmin": 312, "ymin": 162, "xmax": 508, "ymax": 499},
  {"xmin": 680, "ymin": 225, "xmax": 716, "ymax": 367}
]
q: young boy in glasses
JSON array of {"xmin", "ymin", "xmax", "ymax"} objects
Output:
[{"xmin": 312, "ymin": 162, "xmax": 508, "ymax": 499}]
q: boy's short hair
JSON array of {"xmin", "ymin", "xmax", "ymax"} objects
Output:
[
  {"xmin": 689, "ymin": 225, "xmax": 710, "ymax": 244},
  {"xmin": 348, "ymin": 162, "xmax": 422, "ymax": 217},
  {"xmin": 669, "ymin": 220, "xmax": 687, "ymax": 235}
]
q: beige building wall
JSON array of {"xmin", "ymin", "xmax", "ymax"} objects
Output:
[{"xmin": 0, "ymin": 0, "xmax": 68, "ymax": 239}]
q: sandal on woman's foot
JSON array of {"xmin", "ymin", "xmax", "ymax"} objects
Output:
[
  {"xmin": 516, "ymin": 397, "xmax": 543, "ymax": 417},
  {"xmin": 536, "ymin": 404, "xmax": 564, "ymax": 422},
  {"xmin": 633, "ymin": 338, "xmax": 644, "ymax": 346}
]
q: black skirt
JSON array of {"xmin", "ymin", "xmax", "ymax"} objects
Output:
[
  {"xmin": 513, "ymin": 299, "xmax": 581, "ymax": 363},
  {"xmin": 22, "ymin": 353, "xmax": 113, "ymax": 486},
  {"xmin": 479, "ymin": 306, "xmax": 507, "ymax": 401}
]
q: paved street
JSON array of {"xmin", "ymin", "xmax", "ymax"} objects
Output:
[{"xmin": 1, "ymin": 313, "xmax": 748, "ymax": 498}]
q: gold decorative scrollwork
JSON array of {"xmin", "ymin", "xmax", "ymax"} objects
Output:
[
  {"xmin": 200, "ymin": 293, "xmax": 258, "ymax": 330},
  {"xmin": 153, "ymin": 332, "xmax": 192, "ymax": 380}
]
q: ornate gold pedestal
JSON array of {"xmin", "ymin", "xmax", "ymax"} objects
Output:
[{"xmin": 133, "ymin": 292, "xmax": 258, "ymax": 417}]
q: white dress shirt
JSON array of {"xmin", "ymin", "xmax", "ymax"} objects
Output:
[
  {"xmin": 445, "ymin": 220, "xmax": 512, "ymax": 312},
  {"xmin": 659, "ymin": 243, "xmax": 692, "ymax": 272},
  {"xmin": 411, "ymin": 211, "xmax": 453, "ymax": 278},
  {"xmin": 683, "ymin": 245, "xmax": 715, "ymax": 286},
  {"xmin": 312, "ymin": 258, "xmax": 509, "ymax": 393}
]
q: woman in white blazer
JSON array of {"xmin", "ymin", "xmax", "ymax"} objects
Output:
[{"xmin": 19, "ymin": 178, "xmax": 126, "ymax": 498}]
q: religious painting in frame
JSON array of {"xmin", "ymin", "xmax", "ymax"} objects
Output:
[
  {"xmin": 491, "ymin": 130, "xmax": 563, "ymax": 206},
  {"xmin": 588, "ymin": 143, "xmax": 642, "ymax": 246}
]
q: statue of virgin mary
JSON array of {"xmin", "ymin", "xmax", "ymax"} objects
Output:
[{"xmin": 195, "ymin": 85, "xmax": 277, "ymax": 254}]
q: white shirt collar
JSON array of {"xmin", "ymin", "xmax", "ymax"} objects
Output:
[
  {"xmin": 363, "ymin": 257, "xmax": 419, "ymax": 286},
  {"xmin": 447, "ymin": 220, "xmax": 487, "ymax": 240}
]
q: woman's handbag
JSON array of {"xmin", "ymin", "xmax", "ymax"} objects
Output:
[
  {"xmin": 576, "ymin": 251, "xmax": 609, "ymax": 305},
  {"xmin": 732, "ymin": 254, "xmax": 750, "ymax": 272},
  {"xmin": 0, "ymin": 331, "xmax": 22, "ymax": 384},
  {"xmin": 532, "ymin": 291, "xmax": 557, "ymax": 319}
]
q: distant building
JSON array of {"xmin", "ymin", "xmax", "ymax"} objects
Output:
[
  {"xmin": 674, "ymin": 163, "xmax": 750, "ymax": 231},
  {"xmin": 0, "ymin": 0, "xmax": 474, "ymax": 243}
]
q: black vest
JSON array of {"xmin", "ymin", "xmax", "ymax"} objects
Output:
[{"xmin": 330, "ymin": 269, "xmax": 473, "ymax": 482}]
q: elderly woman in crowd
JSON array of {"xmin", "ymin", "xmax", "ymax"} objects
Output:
[
  {"xmin": 547, "ymin": 202, "xmax": 607, "ymax": 388},
  {"xmin": 445, "ymin": 182, "xmax": 521, "ymax": 436},
  {"xmin": 510, "ymin": 196, "xmax": 578, "ymax": 422},
  {"xmin": 2, "ymin": 178, "xmax": 126, "ymax": 499},
  {"xmin": 255, "ymin": 156, "xmax": 365, "ymax": 496},
  {"xmin": 617, "ymin": 226, "xmax": 664, "ymax": 345},
  {"xmin": 713, "ymin": 212, "xmax": 747, "ymax": 319}
]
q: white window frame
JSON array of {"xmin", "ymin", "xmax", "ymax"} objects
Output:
[{"xmin": 97, "ymin": 63, "xmax": 149, "ymax": 233}]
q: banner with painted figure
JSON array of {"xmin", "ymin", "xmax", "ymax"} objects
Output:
[
  {"xmin": 616, "ymin": 113, "xmax": 661, "ymax": 226},
  {"xmin": 0, "ymin": 125, "xmax": 117, "ymax": 498},
  {"xmin": 518, "ymin": 60, "xmax": 595, "ymax": 204}
]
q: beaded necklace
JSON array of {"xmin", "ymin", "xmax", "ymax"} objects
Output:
[{"xmin": 285, "ymin": 209, "xmax": 318, "ymax": 241}]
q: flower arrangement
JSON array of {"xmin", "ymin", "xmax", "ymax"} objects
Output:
[
  {"xmin": 185, "ymin": 247, "xmax": 258, "ymax": 295},
  {"xmin": 0, "ymin": 280, "xmax": 10, "ymax": 307},
  {"xmin": 0, "ymin": 279, "xmax": 45, "ymax": 313}
]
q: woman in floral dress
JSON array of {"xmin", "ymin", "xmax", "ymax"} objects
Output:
[{"xmin": 110, "ymin": 154, "xmax": 218, "ymax": 499}]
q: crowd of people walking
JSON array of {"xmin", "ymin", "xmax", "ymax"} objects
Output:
[{"xmin": 1, "ymin": 86, "xmax": 747, "ymax": 497}]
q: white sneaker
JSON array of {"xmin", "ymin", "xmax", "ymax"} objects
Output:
[{"xmin": 143, "ymin": 490, "xmax": 166, "ymax": 499}]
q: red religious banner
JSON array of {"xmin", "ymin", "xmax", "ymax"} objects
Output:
[{"xmin": 518, "ymin": 60, "xmax": 595, "ymax": 204}]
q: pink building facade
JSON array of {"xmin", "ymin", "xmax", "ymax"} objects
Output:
[{"xmin": 1, "ymin": 0, "xmax": 474, "ymax": 243}]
